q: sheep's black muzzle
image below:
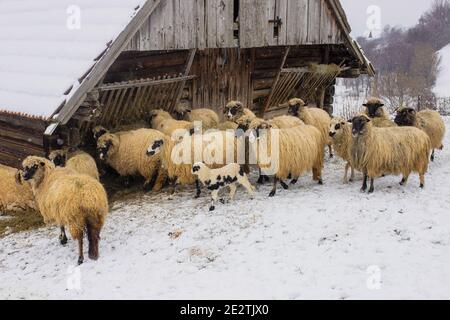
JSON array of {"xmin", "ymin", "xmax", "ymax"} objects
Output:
[
  {"xmin": 53, "ymin": 154, "xmax": 65, "ymax": 167},
  {"xmin": 22, "ymin": 165, "xmax": 38, "ymax": 181},
  {"xmin": 329, "ymin": 132, "xmax": 336, "ymax": 138}
]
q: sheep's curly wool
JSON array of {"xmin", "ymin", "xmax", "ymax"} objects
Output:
[{"xmin": 97, "ymin": 129, "xmax": 167, "ymax": 191}]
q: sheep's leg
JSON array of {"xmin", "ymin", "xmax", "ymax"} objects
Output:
[
  {"xmin": 362, "ymin": 173, "xmax": 368, "ymax": 192},
  {"xmin": 194, "ymin": 179, "xmax": 201, "ymax": 199},
  {"xmin": 280, "ymin": 180, "xmax": 289, "ymax": 190},
  {"xmin": 269, "ymin": 177, "xmax": 278, "ymax": 197},
  {"xmin": 239, "ymin": 177, "xmax": 255, "ymax": 199},
  {"xmin": 59, "ymin": 226, "xmax": 68, "ymax": 246},
  {"xmin": 152, "ymin": 169, "xmax": 168, "ymax": 192},
  {"xmin": 343, "ymin": 163, "xmax": 350, "ymax": 184},
  {"xmin": 329, "ymin": 145, "xmax": 334, "ymax": 158},
  {"xmin": 350, "ymin": 166, "xmax": 355, "ymax": 183},
  {"xmin": 368, "ymin": 178, "xmax": 375, "ymax": 194},
  {"xmin": 291, "ymin": 177, "xmax": 299, "ymax": 185},
  {"xmin": 77, "ymin": 234, "xmax": 84, "ymax": 265},
  {"xmin": 431, "ymin": 149, "xmax": 435, "ymax": 162},
  {"xmin": 143, "ymin": 171, "xmax": 159, "ymax": 192},
  {"xmin": 168, "ymin": 177, "xmax": 177, "ymax": 200},
  {"xmin": 86, "ymin": 222, "xmax": 100, "ymax": 261},
  {"xmin": 419, "ymin": 174, "xmax": 425, "ymax": 189},
  {"xmin": 210, "ymin": 190, "xmax": 219, "ymax": 211},
  {"xmin": 400, "ymin": 174, "xmax": 410, "ymax": 186},
  {"xmin": 229, "ymin": 184, "xmax": 237, "ymax": 201}
]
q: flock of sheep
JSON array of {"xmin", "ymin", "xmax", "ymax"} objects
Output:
[{"xmin": 0, "ymin": 98, "xmax": 446, "ymax": 264}]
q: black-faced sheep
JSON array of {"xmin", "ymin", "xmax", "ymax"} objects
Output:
[
  {"xmin": 351, "ymin": 115, "xmax": 431, "ymax": 193},
  {"xmin": 362, "ymin": 97, "xmax": 397, "ymax": 128},
  {"xmin": 97, "ymin": 129, "xmax": 167, "ymax": 191},
  {"xmin": 49, "ymin": 148, "xmax": 99, "ymax": 181},
  {"xmin": 192, "ymin": 162, "xmax": 255, "ymax": 211},
  {"xmin": 20, "ymin": 156, "xmax": 108, "ymax": 264},
  {"xmin": 224, "ymin": 101, "xmax": 257, "ymax": 123},
  {"xmin": 395, "ymin": 107, "xmax": 446, "ymax": 161},
  {"xmin": 147, "ymin": 109, "xmax": 192, "ymax": 136},
  {"xmin": 146, "ymin": 130, "xmax": 240, "ymax": 198},
  {"xmin": 329, "ymin": 117, "xmax": 355, "ymax": 184},
  {"xmin": 286, "ymin": 98, "xmax": 334, "ymax": 158},
  {"xmin": 0, "ymin": 164, "xmax": 36, "ymax": 214},
  {"xmin": 174, "ymin": 106, "xmax": 220, "ymax": 130},
  {"xmin": 249, "ymin": 120, "xmax": 325, "ymax": 197}
]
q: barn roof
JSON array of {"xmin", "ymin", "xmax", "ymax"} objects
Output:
[
  {"xmin": 0, "ymin": 0, "xmax": 147, "ymax": 118},
  {"xmin": 0, "ymin": 0, "xmax": 373, "ymax": 127}
]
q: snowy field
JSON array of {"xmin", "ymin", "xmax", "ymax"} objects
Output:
[{"xmin": 1, "ymin": 120, "xmax": 450, "ymax": 300}]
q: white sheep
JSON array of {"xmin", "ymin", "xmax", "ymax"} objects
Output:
[
  {"xmin": 329, "ymin": 117, "xmax": 355, "ymax": 184},
  {"xmin": 192, "ymin": 162, "xmax": 255, "ymax": 211},
  {"xmin": 97, "ymin": 129, "xmax": 167, "ymax": 191},
  {"xmin": 147, "ymin": 109, "xmax": 192, "ymax": 136},
  {"xmin": 351, "ymin": 115, "xmax": 431, "ymax": 193},
  {"xmin": 20, "ymin": 156, "xmax": 109, "ymax": 264}
]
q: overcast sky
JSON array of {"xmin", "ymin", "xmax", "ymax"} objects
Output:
[{"xmin": 340, "ymin": 0, "xmax": 433, "ymax": 37}]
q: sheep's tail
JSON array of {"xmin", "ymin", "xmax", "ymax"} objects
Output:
[{"xmin": 84, "ymin": 207, "xmax": 107, "ymax": 261}]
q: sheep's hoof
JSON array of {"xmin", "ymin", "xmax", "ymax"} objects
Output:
[
  {"xmin": 349, "ymin": 178, "xmax": 354, "ymax": 183},
  {"xmin": 431, "ymin": 155, "xmax": 435, "ymax": 162},
  {"xmin": 219, "ymin": 199, "xmax": 226, "ymax": 204},
  {"xmin": 318, "ymin": 180, "xmax": 323, "ymax": 185},
  {"xmin": 368, "ymin": 187, "xmax": 374, "ymax": 194},
  {"xmin": 269, "ymin": 190, "xmax": 276, "ymax": 197},
  {"xmin": 329, "ymin": 154, "xmax": 334, "ymax": 159},
  {"xmin": 420, "ymin": 184, "xmax": 424, "ymax": 189},
  {"xmin": 291, "ymin": 179, "xmax": 298, "ymax": 185},
  {"xmin": 400, "ymin": 179, "xmax": 406, "ymax": 186},
  {"xmin": 194, "ymin": 194, "xmax": 200, "ymax": 199},
  {"xmin": 59, "ymin": 235, "xmax": 68, "ymax": 246},
  {"xmin": 264, "ymin": 176, "xmax": 270, "ymax": 182},
  {"xmin": 257, "ymin": 177, "xmax": 265, "ymax": 185},
  {"xmin": 280, "ymin": 181, "xmax": 289, "ymax": 190},
  {"xmin": 209, "ymin": 206, "xmax": 215, "ymax": 211},
  {"xmin": 78, "ymin": 257, "xmax": 84, "ymax": 265}
]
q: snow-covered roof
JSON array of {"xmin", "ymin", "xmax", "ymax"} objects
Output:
[{"xmin": 0, "ymin": 0, "xmax": 146, "ymax": 118}]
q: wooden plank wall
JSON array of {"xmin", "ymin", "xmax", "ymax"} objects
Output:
[
  {"xmin": 0, "ymin": 112, "xmax": 47, "ymax": 168},
  {"xmin": 125, "ymin": 0, "xmax": 345, "ymax": 51}
]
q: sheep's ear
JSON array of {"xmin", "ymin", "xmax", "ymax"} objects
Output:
[
  {"xmin": 379, "ymin": 103, "xmax": 385, "ymax": 107},
  {"xmin": 362, "ymin": 103, "xmax": 368, "ymax": 107}
]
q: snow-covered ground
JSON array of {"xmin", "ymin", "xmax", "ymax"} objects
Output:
[
  {"xmin": 434, "ymin": 44, "xmax": 450, "ymax": 97},
  {"xmin": 1, "ymin": 120, "xmax": 450, "ymax": 300}
]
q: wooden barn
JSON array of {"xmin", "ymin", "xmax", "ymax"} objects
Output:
[{"xmin": 0, "ymin": 0, "xmax": 374, "ymax": 168}]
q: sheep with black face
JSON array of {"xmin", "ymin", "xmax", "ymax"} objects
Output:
[
  {"xmin": 97, "ymin": 129, "xmax": 167, "ymax": 191},
  {"xmin": 147, "ymin": 109, "xmax": 193, "ymax": 136},
  {"xmin": 20, "ymin": 156, "xmax": 108, "ymax": 265},
  {"xmin": 351, "ymin": 115, "xmax": 431, "ymax": 193},
  {"xmin": 49, "ymin": 148, "xmax": 99, "ymax": 181},
  {"xmin": 362, "ymin": 97, "xmax": 396, "ymax": 128},
  {"xmin": 191, "ymin": 162, "xmax": 255, "ymax": 211},
  {"xmin": 223, "ymin": 101, "xmax": 256, "ymax": 123},
  {"xmin": 395, "ymin": 107, "xmax": 446, "ymax": 161},
  {"xmin": 174, "ymin": 105, "xmax": 220, "ymax": 130}
]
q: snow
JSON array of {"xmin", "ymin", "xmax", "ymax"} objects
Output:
[
  {"xmin": 2, "ymin": 120, "xmax": 450, "ymax": 300},
  {"xmin": 0, "ymin": 0, "xmax": 146, "ymax": 118},
  {"xmin": 434, "ymin": 44, "xmax": 450, "ymax": 97}
]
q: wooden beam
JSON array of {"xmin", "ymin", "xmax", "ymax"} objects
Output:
[
  {"xmin": 262, "ymin": 46, "xmax": 290, "ymax": 116},
  {"xmin": 169, "ymin": 49, "xmax": 197, "ymax": 112},
  {"xmin": 98, "ymin": 75, "xmax": 196, "ymax": 91},
  {"xmin": 49, "ymin": 0, "xmax": 163, "ymax": 133}
]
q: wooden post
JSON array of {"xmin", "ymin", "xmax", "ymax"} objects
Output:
[
  {"xmin": 170, "ymin": 49, "xmax": 197, "ymax": 112},
  {"xmin": 261, "ymin": 46, "xmax": 290, "ymax": 116}
]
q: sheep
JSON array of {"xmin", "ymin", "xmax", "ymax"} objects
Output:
[
  {"xmin": 174, "ymin": 105, "xmax": 220, "ymax": 130},
  {"xmin": 215, "ymin": 121, "xmax": 239, "ymax": 131},
  {"xmin": 223, "ymin": 100, "xmax": 257, "ymax": 123},
  {"xmin": 192, "ymin": 162, "xmax": 255, "ymax": 211},
  {"xmin": 146, "ymin": 130, "xmax": 241, "ymax": 198},
  {"xmin": 49, "ymin": 148, "xmax": 99, "ymax": 181},
  {"xmin": 395, "ymin": 107, "xmax": 446, "ymax": 161},
  {"xmin": 97, "ymin": 128, "xmax": 167, "ymax": 191},
  {"xmin": 92, "ymin": 125, "xmax": 109, "ymax": 142},
  {"xmin": 0, "ymin": 164, "xmax": 36, "ymax": 214},
  {"xmin": 286, "ymin": 98, "xmax": 334, "ymax": 158},
  {"xmin": 147, "ymin": 109, "xmax": 192, "ymax": 136},
  {"xmin": 362, "ymin": 97, "xmax": 397, "ymax": 128},
  {"xmin": 350, "ymin": 115, "xmax": 431, "ymax": 193},
  {"xmin": 329, "ymin": 117, "xmax": 355, "ymax": 184},
  {"xmin": 19, "ymin": 156, "xmax": 108, "ymax": 264},
  {"xmin": 249, "ymin": 120, "xmax": 325, "ymax": 197}
]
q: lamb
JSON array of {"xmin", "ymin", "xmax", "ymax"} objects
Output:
[
  {"xmin": 286, "ymin": 98, "xmax": 334, "ymax": 158},
  {"xmin": 97, "ymin": 128, "xmax": 167, "ymax": 191},
  {"xmin": 249, "ymin": 120, "xmax": 325, "ymax": 197},
  {"xmin": 192, "ymin": 162, "xmax": 255, "ymax": 211},
  {"xmin": 0, "ymin": 164, "xmax": 36, "ymax": 214},
  {"xmin": 395, "ymin": 107, "xmax": 446, "ymax": 161},
  {"xmin": 174, "ymin": 105, "xmax": 220, "ymax": 130},
  {"xmin": 223, "ymin": 100, "xmax": 257, "ymax": 123},
  {"xmin": 329, "ymin": 117, "xmax": 355, "ymax": 184},
  {"xmin": 351, "ymin": 115, "xmax": 431, "ymax": 193},
  {"xmin": 147, "ymin": 109, "xmax": 192, "ymax": 136},
  {"xmin": 19, "ymin": 156, "xmax": 108, "ymax": 264},
  {"xmin": 146, "ymin": 130, "xmax": 240, "ymax": 198},
  {"xmin": 49, "ymin": 148, "xmax": 99, "ymax": 181},
  {"xmin": 362, "ymin": 97, "xmax": 397, "ymax": 128}
]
